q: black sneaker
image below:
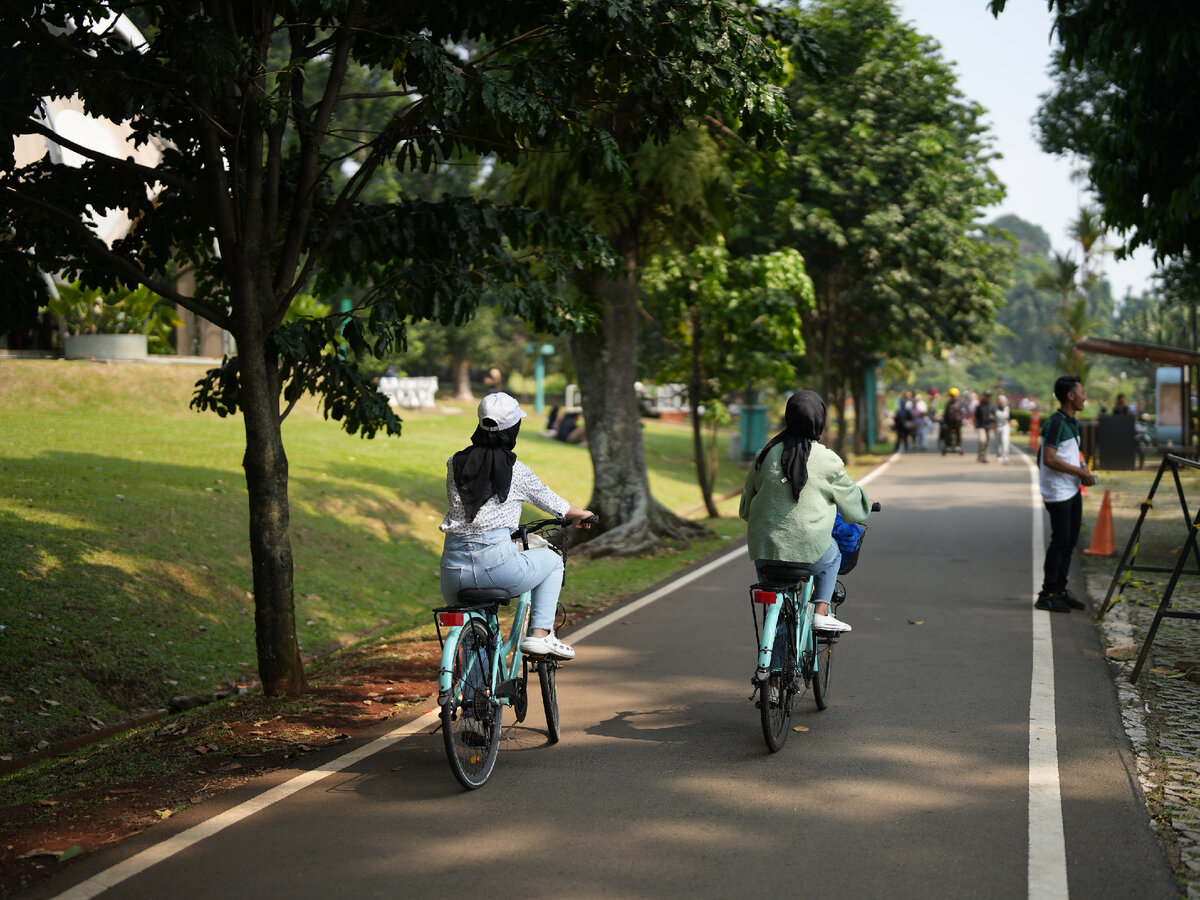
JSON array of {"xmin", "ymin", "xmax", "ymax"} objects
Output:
[
  {"xmin": 1062, "ymin": 590, "xmax": 1086, "ymax": 610},
  {"xmin": 1034, "ymin": 592, "xmax": 1072, "ymax": 613}
]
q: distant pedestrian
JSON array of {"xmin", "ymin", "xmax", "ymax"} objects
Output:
[
  {"xmin": 941, "ymin": 388, "xmax": 965, "ymax": 455},
  {"xmin": 893, "ymin": 392, "xmax": 914, "ymax": 452},
  {"xmin": 914, "ymin": 394, "xmax": 930, "ymax": 450},
  {"xmin": 993, "ymin": 394, "xmax": 1011, "ymax": 463},
  {"xmin": 1036, "ymin": 375, "xmax": 1096, "ymax": 613},
  {"xmin": 974, "ymin": 390, "xmax": 996, "ymax": 462},
  {"xmin": 1113, "ymin": 393, "xmax": 1131, "ymax": 415}
]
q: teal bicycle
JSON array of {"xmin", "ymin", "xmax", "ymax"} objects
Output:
[
  {"xmin": 433, "ymin": 516, "xmax": 594, "ymax": 790},
  {"xmin": 749, "ymin": 502, "xmax": 878, "ymax": 752}
]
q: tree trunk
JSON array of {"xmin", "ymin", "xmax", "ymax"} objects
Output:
[
  {"xmin": 689, "ymin": 306, "xmax": 720, "ymax": 518},
  {"xmin": 852, "ymin": 376, "xmax": 866, "ymax": 456},
  {"xmin": 568, "ymin": 231, "xmax": 710, "ymax": 557},
  {"xmin": 833, "ymin": 389, "xmax": 848, "ymax": 457},
  {"xmin": 450, "ymin": 356, "xmax": 473, "ymax": 401},
  {"xmin": 235, "ymin": 310, "xmax": 307, "ymax": 697}
]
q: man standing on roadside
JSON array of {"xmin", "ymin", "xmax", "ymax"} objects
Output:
[{"xmin": 1036, "ymin": 375, "xmax": 1097, "ymax": 612}]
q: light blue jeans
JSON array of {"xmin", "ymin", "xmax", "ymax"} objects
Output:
[
  {"xmin": 440, "ymin": 528, "xmax": 564, "ymax": 631},
  {"xmin": 755, "ymin": 540, "xmax": 842, "ymax": 608}
]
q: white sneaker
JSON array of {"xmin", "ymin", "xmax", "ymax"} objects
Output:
[
  {"xmin": 813, "ymin": 613, "xmax": 852, "ymax": 633},
  {"xmin": 520, "ymin": 631, "xmax": 576, "ymax": 660}
]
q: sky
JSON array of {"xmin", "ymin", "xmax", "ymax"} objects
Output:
[{"xmin": 892, "ymin": 0, "xmax": 1157, "ymax": 302}]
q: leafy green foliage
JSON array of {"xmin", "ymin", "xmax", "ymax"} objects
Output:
[
  {"xmin": 643, "ymin": 243, "xmax": 810, "ymax": 399},
  {"xmin": 1, "ymin": 0, "xmax": 789, "ymax": 429},
  {"xmin": 1008, "ymin": 1, "xmax": 1200, "ymax": 260},
  {"xmin": 731, "ymin": 0, "xmax": 1011, "ymax": 428}
]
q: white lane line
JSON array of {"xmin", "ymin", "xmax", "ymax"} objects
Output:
[
  {"xmin": 57, "ymin": 450, "xmax": 901, "ymax": 898},
  {"xmin": 54, "ymin": 711, "xmax": 440, "ymax": 899},
  {"xmin": 1020, "ymin": 450, "xmax": 1070, "ymax": 898}
]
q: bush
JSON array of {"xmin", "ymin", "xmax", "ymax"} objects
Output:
[{"xmin": 46, "ymin": 280, "xmax": 183, "ymax": 354}]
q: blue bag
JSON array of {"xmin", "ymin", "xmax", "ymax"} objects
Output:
[{"xmin": 833, "ymin": 510, "xmax": 866, "ymax": 574}]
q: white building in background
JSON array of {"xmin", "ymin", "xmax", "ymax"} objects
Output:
[{"xmin": 8, "ymin": 12, "xmax": 227, "ymax": 358}]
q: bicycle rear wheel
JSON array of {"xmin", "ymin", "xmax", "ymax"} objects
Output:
[
  {"xmin": 812, "ymin": 629, "xmax": 832, "ymax": 710},
  {"xmin": 442, "ymin": 620, "xmax": 502, "ymax": 789},
  {"xmin": 760, "ymin": 604, "xmax": 796, "ymax": 752},
  {"xmin": 537, "ymin": 659, "xmax": 560, "ymax": 744}
]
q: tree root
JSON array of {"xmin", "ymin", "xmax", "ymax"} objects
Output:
[{"xmin": 574, "ymin": 507, "xmax": 714, "ymax": 559}]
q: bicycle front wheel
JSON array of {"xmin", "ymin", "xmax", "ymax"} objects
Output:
[
  {"xmin": 760, "ymin": 604, "xmax": 796, "ymax": 752},
  {"xmin": 537, "ymin": 659, "xmax": 560, "ymax": 744},
  {"xmin": 812, "ymin": 629, "xmax": 832, "ymax": 710},
  {"xmin": 442, "ymin": 620, "xmax": 502, "ymax": 790}
]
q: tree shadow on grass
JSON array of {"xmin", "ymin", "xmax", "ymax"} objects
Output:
[{"xmin": 0, "ymin": 449, "xmax": 445, "ymax": 759}]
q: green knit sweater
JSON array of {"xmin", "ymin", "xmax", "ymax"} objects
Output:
[{"xmin": 739, "ymin": 441, "xmax": 871, "ymax": 564}]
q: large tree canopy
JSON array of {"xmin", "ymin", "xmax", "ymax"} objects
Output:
[
  {"xmin": 0, "ymin": 0, "xmax": 791, "ymax": 693},
  {"xmin": 991, "ymin": 0, "xmax": 1200, "ymax": 260},
  {"xmin": 505, "ymin": 13, "xmax": 801, "ymax": 554},
  {"xmin": 734, "ymin": 0, "xmax": 1009, "ymax": 450}
]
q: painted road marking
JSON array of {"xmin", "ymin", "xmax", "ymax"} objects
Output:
[{"xmin": 1020, "ymin": 450, "xmax": 1069, "ymax": 899}]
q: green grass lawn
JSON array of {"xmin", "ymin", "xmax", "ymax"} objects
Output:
[{"xmin": 0, "ymin": 359, "xmax": 885, "ymax": 761}]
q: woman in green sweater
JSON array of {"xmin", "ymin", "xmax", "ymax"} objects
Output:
[{"xmin": 739, "ymin": 390, "xmax": 872, "ymax": 632}]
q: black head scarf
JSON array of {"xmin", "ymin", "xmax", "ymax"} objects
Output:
[
  {"xmin": 753, "ymin": 390, "xmax": 826, "ymax": 501},
  {"xmin": 451, "ymin": 422, "xmax": 521, "ymax": 522}
]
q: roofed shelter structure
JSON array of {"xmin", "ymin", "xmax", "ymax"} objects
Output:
[{"xmin": 1076, "ymin": 335, "xmax": 1200, "ymax": 447}]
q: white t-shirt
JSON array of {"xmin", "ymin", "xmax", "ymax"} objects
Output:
[{"xmin": 1039, "ymin": 411, "xmax": 1082, "ymax": 502}]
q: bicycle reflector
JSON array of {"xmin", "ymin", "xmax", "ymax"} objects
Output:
[
  {"xmin": 437, "ymin": 611, "xmax": 466, "ymax": 626},
  {"xmin": 752, "ymin": 590, "xmax": 778, "ymax": 605}
]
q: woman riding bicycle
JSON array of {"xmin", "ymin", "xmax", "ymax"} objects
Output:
[
  {"xmin": 439, "ymin": 392, "xmax": 594, "ymax": 660},
  {"xmin": 739, "ymin": 390, "xmax": 871, "ymax": 633}
]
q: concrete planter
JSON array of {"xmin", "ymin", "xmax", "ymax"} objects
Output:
[{"xmin": 63, "ymin": 333, "xmax": 148, "ymax": 360}]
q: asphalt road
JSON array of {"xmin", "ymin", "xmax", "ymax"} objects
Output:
[{"xmin": 36, "ymin": 441, "xmax": 1177, "ymax": 899}]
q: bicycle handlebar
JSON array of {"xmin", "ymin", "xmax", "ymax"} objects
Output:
[{"xmin": 511, "ymin": 514, "xmax": 599, "ymax": 545}]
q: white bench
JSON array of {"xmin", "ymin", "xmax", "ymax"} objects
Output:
[
  {"xmin": 378, "ymin": 375, "xmax": 438, "ymax": 408},
  {"xmin": 563, "ymin": 382, "xmax": 688, "ymax": 416}
]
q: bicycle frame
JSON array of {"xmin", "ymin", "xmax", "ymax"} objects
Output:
[
  {"xmin": 435, "ymin": 588, "xmax": 533, "ymax": 709},
  {"xmin": 751, "ymin": 576, "xmax": 817, "ymax": 685}
]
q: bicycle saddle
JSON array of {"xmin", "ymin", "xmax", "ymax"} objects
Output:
[
  {"xmin": 756, "ymin": 564, "xmax": 813, "ymax": 587},
  {"xmin": 455, "ymin": 587, "xmax": 514, "ymax": 604}
]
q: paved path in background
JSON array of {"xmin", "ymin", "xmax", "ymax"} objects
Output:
[{"xmin": 29, "ymin": 442, "xmax": 1178, "ymax": 899}]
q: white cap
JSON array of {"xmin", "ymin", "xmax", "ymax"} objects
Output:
[{"xmin": 477, "ymin": 392, "xmax": 526, "ymax": 431}]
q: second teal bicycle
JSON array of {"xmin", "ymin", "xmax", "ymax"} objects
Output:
[{"xmin": 749, "ymin": 502, "xmax": 878, "ymax": 752}]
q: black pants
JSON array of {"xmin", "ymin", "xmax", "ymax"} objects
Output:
[{"xmin": 1042, "ymin": 491, "xmax": 1082, "ymax": 595}]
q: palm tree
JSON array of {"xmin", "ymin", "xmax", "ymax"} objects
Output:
[
  {"xmin": 1033, "ymin": 251, "xmax": 1081, "ymax": 312},
  {"xmin": 1068, "ymin": 205, "xmax": 1109, "ymax": 310},
  {"xmin": 1046, "ymin": 296, "xmax": 1105, "ymax": 381}
]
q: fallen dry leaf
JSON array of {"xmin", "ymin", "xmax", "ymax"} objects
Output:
[
  {"xmin": 908, "ymin": 620, "xmax": 924, "ymax": 625},
  {"xmin": 792, "ymin": 725, "xmax": 809, "ymax": 732}
]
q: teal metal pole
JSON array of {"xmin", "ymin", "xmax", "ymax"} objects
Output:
[
  {"xmin": 535, "ymin": 354, "xmax": 546, "ymax": 413},
  {"xmin": 864, "ymin": 367, "xmax": 877, "ymax": 447}
]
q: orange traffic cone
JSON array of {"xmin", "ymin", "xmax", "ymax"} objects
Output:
[{"xmin": 1083, "ymin": 489, "xmax": 1115, "ymax": 556}]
